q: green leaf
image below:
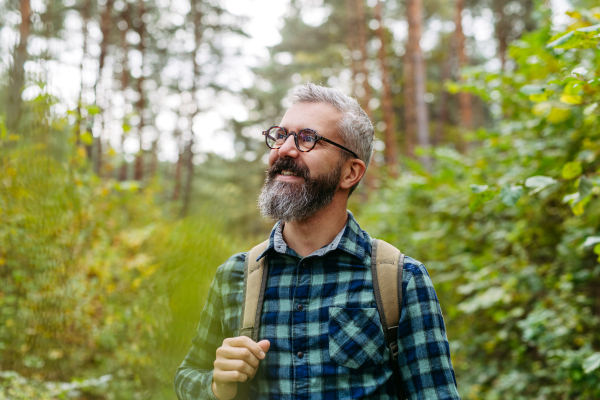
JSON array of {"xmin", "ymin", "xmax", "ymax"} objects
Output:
[
  {"xmin": 564, "ymin": 81, "xmax": 583, "ymax": 95},
  {"xmin": 529, "ymin": 93, "xmax": 549, "ymax": 102},
  {"xmin": 445, "ymin": 81, "xmax": 461, "ymax": 94},
  {"xmin": 80, "ymin": 132, "xmax": 93, "ymax": 145},
  {"xmin": 584, "ymin": 103, "xmax": 598, "ymax": 116},
  {"xmin": 547, "ymin": 24, "xmax": 600, "ymax": 48},
  {"xmin": 583, "ymin": 353, "xmax": 600, "ymax": 374},
  {"xmin": 532, "ymin": 102, "xmax": 552, "ymax": 116},
  {"xmin": 470, "ymin": 184, "xmax": 489, "ymax": 194},
  {"xmin": 560, "ymin": 94, "xmax": 582, "ymax": 105},
  {"xmin": 547, "ymin": 107, "xmax": 571, "ymax": 123},
  {"xmin": 571, "ymin": 195, "xmax": 590, "ymax": 216},
  {"xmin": 547, "ymin": 31, "xmax": 574, "ymax": 48},
  {"xmin": 469, "ymin": 190, "xmax": 495, "ymax": 211},
  {"xmin": 500, "ymin": 185, "xmax": 523, "ymax": 207},
  {"xmin": 86, "ymin": 105, "xmax": 101, "ymax": 115},
  {"xmin": 582, "ymin": 237, "xmax": 600, "ymax": 248},
  {"xmin": 525, "ymin": 176, "xmax": 557, "ymax": 194},
  {"xmin": 562, "ymin": 161, "xmax": 582, "ymax": 179},
  {"xmin": 115, "ymin": 181, "xmax": 141, "ymax": 192},
  {"xmin": 520, "ymin": 85, "xmax": 545, "ymax": 95}
]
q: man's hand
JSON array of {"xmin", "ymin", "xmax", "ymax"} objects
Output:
[{"xmin": 211, "ymin": 337, "xmax": 271, "ymax": 400}]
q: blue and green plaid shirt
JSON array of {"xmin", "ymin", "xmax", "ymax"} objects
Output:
[{"xmin": 175, "ymin": 212, "xmax": 460, "ymax": 399}]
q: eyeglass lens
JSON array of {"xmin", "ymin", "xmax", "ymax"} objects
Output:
[{"xmin": 266, "ymin": 126, "xmax": 317, "ymax": 151}]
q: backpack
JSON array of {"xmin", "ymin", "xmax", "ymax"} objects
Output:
[{"xmin": 235, "ymin": 239, "xmax": 406, "ymax": 400}]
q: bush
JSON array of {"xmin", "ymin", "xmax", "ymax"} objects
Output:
[{"xmin": 357, "ymin": 9, "xmax": 600, "ymax": 399}]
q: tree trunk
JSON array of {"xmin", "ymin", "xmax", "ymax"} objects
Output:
[
  {"xmin": 355, "ymin": 0, "xmax": 373, "ymax": 119},
  {"xmin": 119, "ymin": 10, "xmax": 130, "ymax": 181},
  {"xmin": 493, "ymin": 0, "xmax": 509, "ymax": 70},
  {"xmin": 455, "ymin": 0, "xmax": 472, "ymax": 131},
  {"xmin": 180, "ymin": 0, "xmax": 204, "ymax": 216},
  {"xmin": 179, "ymin": 139, "xmax": 194, "ymax": 218},
  {"xmin": 403, "ymin": 15, "xmax": 415, "ymax": 158},
  {"xmin": 7, "ymin": 0, "xmax": 31, "ymax": 132},
  {"xmin": 95, "ymin": 137, "xmax": 102, "ymax": 175},
  {"xmin": 406, "ymin": 0, "xmax": 431, "ymax": 170},
  {"xmin": 133, "ymin": 0, "xmax": 146, "ymax": 181},
  {"xmin": 345, "ymin": 0, "xmax": 358, "ymax": 96},
  {"xmin": 77, "ymin": 0, "xmax": 91, "ymax": 148},
  {"xmin": 97, "ymin": 0, "xmax": 113, "ymax": 89},
  {"xmin": 172, "ymin": 135, "xmax": 183, "ymax": 201},
  {"xmin": 434, "ymin": 51, "xmax": 451, "ymax": 146},
  {"xmin": 94, "ymin": 0, "xmax": 114, "ymax": 175},
  {"xmin": 374, "ymin": 0, "xmax": 398, "ymax": 174}
]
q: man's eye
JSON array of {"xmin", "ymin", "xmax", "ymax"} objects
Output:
[
  {"xmin": 301, "ymin": 135, "xmax": 316, "ymax": 143},
  {"xmin": 276, "ymin": 133, "xmax": 286, "ymax": 139}
]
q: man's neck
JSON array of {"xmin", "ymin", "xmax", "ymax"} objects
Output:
[{"xmin": 281, "ymin": 195, "xmax": 349, "ymax": 257}]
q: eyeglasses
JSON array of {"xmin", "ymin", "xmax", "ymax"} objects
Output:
[{"xmin": 262, "ymin": 126, "xmax": 358, "ymax": 158}]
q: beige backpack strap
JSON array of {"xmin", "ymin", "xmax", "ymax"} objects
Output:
[
  {"xmin": 239, "ymin": 239, "xmax": 270, "ymax": 341},
  {"xmin": 371, "ymin": 239, "xmax": 406, "ymax": 399},
  {"xmin": 236, "ymin": 240, "xmax": 270, "ymax": 400}
]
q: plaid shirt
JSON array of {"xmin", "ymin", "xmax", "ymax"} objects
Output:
[{"xmin": 175, "ymin": 212, "xmax": 460, "ymax": 399}]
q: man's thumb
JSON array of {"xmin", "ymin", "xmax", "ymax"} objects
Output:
[{"xmin": 258, "ymin": 339, "xmax": 270, "ymax": 354}]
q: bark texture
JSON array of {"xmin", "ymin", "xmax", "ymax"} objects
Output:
[
  {"xmin": 7, "ymin": 0, "xmax": 31, "ymax": 131},
  {"xmin": 134, "ymin": 0, "xmax": 146, "ymax": 181},
  {"xmin": 455, "ymin": 0, "xmax": 472, "ymax": 130},
  {"xmin": 118, "ymin": 10, "xmax": 130, "ymax": 181},
  {"xmin": 405, "ymin": 0, "xmax": 431, "ymax": 169},
  {"xmin": 355, "ymin": 0, "xmax": 373, "ymax": 119},
  {"xmin": 180, "ymin": 0, "xmax": 204, "ymax": 217},
  {"xmin": 95, "ymin": 0, "xmax": 114, "ymax": 175},
  {"xmin": 374, "ymin": 0, "xmax": 398, "ymax": 173}
]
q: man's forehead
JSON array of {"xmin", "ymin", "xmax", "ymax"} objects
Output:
[{"xmin": 279, "ymin": 102, "xmax": 341, "ymax": 133}]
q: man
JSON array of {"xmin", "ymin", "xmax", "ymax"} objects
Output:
[{"xmin": 174, "ymin": 83, "xmax": 460, "ymax": 399}]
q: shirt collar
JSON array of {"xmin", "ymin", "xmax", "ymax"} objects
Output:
[{"xmin": 256, "ymin": 211, "xmax": 370, "ymax": 264}]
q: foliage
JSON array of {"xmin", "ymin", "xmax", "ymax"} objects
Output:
[
  {"xmin": 0, "ymin": 371, "xmax": 111, "ymax": 400},
  {"xmin": 358, "ymin": 8, "xmax": 600, "ymax": 399},
  {"xmin": 1, "ymin": 0, "xmax": 600, "ymax": 399},
  {"xmin": 0, "ymin": 100, "xmax": 234, "ymax": 398}
]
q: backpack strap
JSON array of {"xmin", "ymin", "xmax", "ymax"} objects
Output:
[
  {"xmin": 239, "ymin": 239, "xmax": 270, "ymax": 342},
  {"xmin": 236, "ymin": 240, "xmax": 270, "ymax": 400},
  {"xmin": 371, "ymin": 239, "xmax": 405, "ymax": 399}
]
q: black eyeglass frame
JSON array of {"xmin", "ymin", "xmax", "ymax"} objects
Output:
[{"xmin": 262, "ymin": 126, "xmax": 359, "ymax": 159}]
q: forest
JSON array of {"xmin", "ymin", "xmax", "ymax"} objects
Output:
[{"xmin": 0, "ymin": 0, "xmax": 599, "ymax": 398}]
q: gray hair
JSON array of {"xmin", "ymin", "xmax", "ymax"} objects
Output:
[{"xmin": 289, "ymin": 83, "xmax": 374, "ymax": 192}]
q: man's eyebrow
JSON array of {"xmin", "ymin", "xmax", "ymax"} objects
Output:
[{"xmin": 280, "ymin": 126, "xmax": 318, "ymax": 133}]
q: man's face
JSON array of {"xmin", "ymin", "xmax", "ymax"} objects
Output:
[{"xmin": 258, "ymin": 102, "xmax": 347, "ymax": 222}]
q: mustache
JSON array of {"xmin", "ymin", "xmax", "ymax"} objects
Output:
[{"xmin": 267, "ymin": 158, "xmax": 310, "ymax": 181}]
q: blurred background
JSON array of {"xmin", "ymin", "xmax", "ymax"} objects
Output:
[{"xmin": 0, "ymin": 0, "xmax": 599, "ymax": 398}]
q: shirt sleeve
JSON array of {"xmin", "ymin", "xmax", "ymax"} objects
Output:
[
  {"xmin": 174, "ymin": 258, "xmax": 237, "ymax": 400},
  {"xmin": 396, "ymin": 262, "xmax": 461, "ymax": 400}
]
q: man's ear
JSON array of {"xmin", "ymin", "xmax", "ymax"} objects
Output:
[{"xmin": 339, "ymin": 158, "xmax": 366, "ymax": 191}]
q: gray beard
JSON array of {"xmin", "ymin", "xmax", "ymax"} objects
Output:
[{"xmin": 258, "ymin": 162, "xmax": 343, "ymax": 223}]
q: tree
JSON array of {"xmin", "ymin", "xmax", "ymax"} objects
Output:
[
  {"xmin": 133, "ymin": 0, "xmax": 147, "ymax": 182},
  {"xmin": 374, "ymin": 0, "xmax": 398, "ymax": 172},
  {"xmin": 405, "ymin": 0, "xmax": 431, "ymax": 169},
  {"xmin": 118, "ymin": 7, "xmax": 131, "ymax": 181},
  {"xmin": 355, "ymin": 0, "xmax": 373, "ymax": 120},
  {"xmin": 454, "ymin": 0, "xmax": 472, "ymax": 131},
  {"xmin": 93, "ymin": 0, "xmax": 115, "ymax": 175},
  {"xmin": 180, "ymin": 0, "xmax": 205, "ymax": 217},
  {"xmin": 6, "ymin": 0, "xmax": 31, "ymax": 132}
]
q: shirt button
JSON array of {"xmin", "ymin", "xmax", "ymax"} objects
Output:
[
  {"xmin": 296, "ymin": 304, "xmax": 304, "ymax": 311},
  {"xmin": 297, "ymin": 351, "xmax": 304, "ymax": 359}
]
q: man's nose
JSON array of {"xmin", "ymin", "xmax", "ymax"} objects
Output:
[{"xmin": 277, "ymin": 134, "xmax": 299, "ymax": 158}]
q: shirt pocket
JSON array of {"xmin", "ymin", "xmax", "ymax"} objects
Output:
[{"xmin": 328, "ymin": 307, "xmax": 386, "ymax": 369}]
